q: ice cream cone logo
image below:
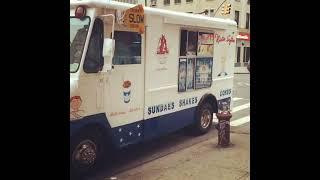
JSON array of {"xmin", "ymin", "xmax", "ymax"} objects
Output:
[
  {"xmin": 157, "ymin": 35, "xmax": 169, "ymax": 64},
  {"xmin": 157, "ymin": 35, "xmax": 169, "ymax": 55},
  {"xmin": 123, "ymin": 80, "xmax": 132, "ymax": 103}
]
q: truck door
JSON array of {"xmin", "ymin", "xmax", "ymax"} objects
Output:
[{"xmin": 105, "ymin": 30, "xmax": 145, "ymax": 145}]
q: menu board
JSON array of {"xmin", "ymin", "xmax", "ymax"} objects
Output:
[
  {"xmin": 186, "ymin": 58, "xmax": 195, "ymax": 90},
  {"xmin": 197, "ymin": 32, "xmax": 214, "ymax": 56},
  {"xmin": 195, "ymin": 57, "xmax": 213, "ymax": 89},
  {"xmin": 178, "ymin": 58, "xmax": 187, "ymax": 92}
]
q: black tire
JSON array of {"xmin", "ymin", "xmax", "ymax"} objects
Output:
[
  {"xmin": 193, "ymin": 103, "xmax": 213, "ymax": 135},
  {"xmin": 70, "ymin": 129, "xmax": 106, "ymax": 177}
]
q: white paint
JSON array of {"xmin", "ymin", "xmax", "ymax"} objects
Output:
[
  {"xmin": 232, "ymin": 103, "xmax": 250, "ymax": 113},
  {"xmin": 148, "ymin": 85, "xmax": 177, "ymax": 92},
  {"xmin": 233, "ymin": 97, "xmax": 243, "ymax": 101},
  {"xmin": 238, "ymin": 82, "xmax": 250, "ymax": 87},
  {"xmin": 230, "ymin": 115, "xmax": 250, "ymax": 126}
]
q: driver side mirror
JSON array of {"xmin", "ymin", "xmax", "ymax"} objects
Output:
[{"xmin": 102, "ymin": 38, "xmax": 115, "ymax": 72}]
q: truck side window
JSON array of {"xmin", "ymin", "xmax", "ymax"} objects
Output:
[
  {"xmin": 113, "ymin": 31, "xmax": 141, "ymax": 65},
  {"xmin": 187, "ymin": 31, "xmax": 198, "ymax": 56},
  {"xmin": 180, "ymin": 30, "xmax": 187, "ymax": 56},
  {"xmin": 83, "ymin": 18, "xmax": 104, "ymax": 73}
]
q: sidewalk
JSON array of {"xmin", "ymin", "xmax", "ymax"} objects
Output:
[
  {"xmin": 114, "ymin": 128, "xmax": 250, "ymax": 180},
  {"xmin": 234, "ymin": 67, "xmax": 249, "ymax": 74}
]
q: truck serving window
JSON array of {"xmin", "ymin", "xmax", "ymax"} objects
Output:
[
  {"xmin": 70, "ymin": 17, "xmax": 91, "ymax": 73},
  {"xmin": 113, "ymin": 31, "xmax": 141, "ymax": 65},
  {"xmin": 179, "ymin": 30, "xmax": 214, "ymax": 92},
  {"xmin": 180, "ymin": 30, "xmax": 198, "ymax": 56}
]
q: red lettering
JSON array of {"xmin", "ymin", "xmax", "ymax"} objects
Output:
[
  {"xmin": 226, "ymin": 36, "xmax": 235, "ymax": 45},
  {"xmin": 215, "ymin": 34, "xmax": 226, "ymax": 43}
]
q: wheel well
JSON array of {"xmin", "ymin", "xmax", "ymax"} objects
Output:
[
  {"xmin": 71, "ymin": 123, "xmax": 112, "ymax": 146},
  {"xmin": 197, "ymin": 94, "xmax": 218, "ymax": 113}
]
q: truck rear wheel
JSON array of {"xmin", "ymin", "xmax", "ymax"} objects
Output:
[{"xmin": 193, "ymin": 103, "xmax": 213, "ymax": 135}]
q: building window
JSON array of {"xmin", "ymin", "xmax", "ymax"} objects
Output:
[
  {"xmin": 179, "ymin": 30, "xmax": 198, "ymax": 56},
  {"xmin": 164, "ymin": 0, "xmax": 170, "ymax": 5},
  {"xmin": 235, "ymin": 0, "xmax": 240, "ymax": 2},
  {"xmin": 243, "ymin": 47, "xmax": 250, "ymax": 63},
  {"xmin": 204, "ymin": 9, "xmax": 209, "ymax": 16},
  {"xmin": 235, "ymin": 11, "xmax": 239, "ymax": 27},
  {"xmin": 150, "ymin": 0, "xmax": 157, "ymax": 6},
  {"xmin": 174, "ymin": 0, "xmax": 181, "ymax": 4},
  {"xmin": 204, "ymin": 9, "xmax": 214, "ymax": 16},
  {"xmin": 246, "ymin": 13, "xmax": 250, "ymax": 29},
  {"xmin": 113, "ymin": 31, "xmax": 141, "ymax": 65},
  {"xmin": 210, "ymin": 9, "xmax": 214, "ymax": 17},
  {"xmin": 248, "ymin": 0, "xmax": 250, "ymax": 4},
  {"xmin": 186, "ymin": 0, "xmax": 193, "ymax": 3}
]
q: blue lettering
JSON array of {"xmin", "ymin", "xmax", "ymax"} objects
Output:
[{"xmin": 148, "ymin": 107, "xmax": 151, "ymax": 115}]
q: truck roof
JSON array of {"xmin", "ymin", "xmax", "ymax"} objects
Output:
[{"xmin": 70, "ymin": 0, "xmax": 237, "ymax": 29}]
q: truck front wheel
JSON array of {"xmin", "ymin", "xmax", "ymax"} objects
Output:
[{"xmin": 70, "ymin": 130, "xmax": 105, "ymax": 177}]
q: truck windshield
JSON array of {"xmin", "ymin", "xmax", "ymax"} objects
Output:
[{"xmin": 70, "ymin": 17, "xmax": 90, "ymax": 73}]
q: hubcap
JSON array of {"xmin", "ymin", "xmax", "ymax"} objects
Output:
[
  {"xmin": 201, "ymin": 109, "xmax": 212, "ymax": 128},
  {"xmin": 72, "ymin": 140, "xmax": 97, "ymax": 168}
]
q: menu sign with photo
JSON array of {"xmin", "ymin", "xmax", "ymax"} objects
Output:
[
  {"xmin": 195, "ymin": 57, "xmax": 213, "ymax": 89},
  {"xmin": 186, "ymin": 58, "xmax": 195, "ymax": 90},
  {"xmin": 178, "ymin": 58, "xmax": 187, "ymax": 92},
  {"xmin": 197, "ymin": 32, "xmax": 214, "ymax": 56}
]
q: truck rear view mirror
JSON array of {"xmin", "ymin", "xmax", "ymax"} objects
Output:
[
  {"xmin": 102, "ymin": 38, "xmax": 115, "ymax": 72},
  {"xmin": 103, "ymin": 38, "xmax": 115, "ymax": 57}
]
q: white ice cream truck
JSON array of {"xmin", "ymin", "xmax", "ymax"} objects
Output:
[{"xmin": 70, "ymin": 0, "xmax": 237, "ymax": 175}]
